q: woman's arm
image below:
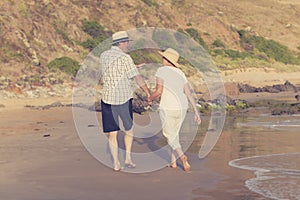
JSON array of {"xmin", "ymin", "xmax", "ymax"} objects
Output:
[
  {"xmin": 184, "ymin": 83, "xmax": 201, "ymax": 124},
  {"xmin": 149, "ymin": 77, "xmax": 164, "ymax": 102}
]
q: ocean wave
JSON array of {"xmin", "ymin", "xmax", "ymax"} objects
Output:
[
  {"xmin": 229, "ymin": 152, "xmax": 300, "ymax": 200},
  {"xmin": 237, "ymin": 119, "xmax": 300, "ymax": 130}
]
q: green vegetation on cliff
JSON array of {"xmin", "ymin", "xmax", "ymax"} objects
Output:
[{"xmin": 47, "ymin": 56, "xmax": 80, "ymax": 77}]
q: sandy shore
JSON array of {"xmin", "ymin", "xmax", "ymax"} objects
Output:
[
  {"xmin": 1, "ymin": 102, "xmax": 300, "ymax": 199},
  {"xmin": 0, "ymin": 98, "xmax": 270, "ymax": 200},
  {"xmin": 1, "ymin": 69, "xmax": 299, "ymax": 200}
]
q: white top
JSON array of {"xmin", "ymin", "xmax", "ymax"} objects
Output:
[
  {"xmin": 100, "ymin": 46, "xmax": 139, "ymax": 105},
  {"xmin": 155, "ymin": 66, "xmax": 188, "ymax": 110}
]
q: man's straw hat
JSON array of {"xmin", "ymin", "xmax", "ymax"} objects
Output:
[
  {"xmin": 158, "ymin": 48, "xmax": 180, "ymax": 67},
  {"xmin": 112, "ymin": 31, "xmax": 132, "ymax": 44}
]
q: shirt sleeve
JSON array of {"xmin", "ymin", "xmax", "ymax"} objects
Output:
[{"xmin": 124, "ymin": 54, "xmax": 139, "ymax": 79}]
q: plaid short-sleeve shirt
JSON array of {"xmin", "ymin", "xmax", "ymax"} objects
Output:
[{"xmin": 100, "ymin": 46, "xmax": 139, "ymax": 105}]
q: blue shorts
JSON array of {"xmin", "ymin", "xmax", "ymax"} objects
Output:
[{"xmin": 101, "ymin": 99, "xmax": 133, "ymax": 133}]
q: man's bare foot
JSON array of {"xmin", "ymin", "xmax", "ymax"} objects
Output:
[
  {"xmin": 125, "ymin": 160, "xmax": 136, "ymax": 168},
  {"xmin": 113, "ymin": 161, "xmax": 123, "ymax": 172}
]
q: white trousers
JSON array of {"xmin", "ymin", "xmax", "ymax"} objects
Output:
[{"xmin": 159, "ymin": 109, "xmax": 187, "ymax": 150}]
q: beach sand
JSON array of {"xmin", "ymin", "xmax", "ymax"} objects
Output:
[
  {"xmin": 1, "ymin": 74, "xmax": 300, "ymax": 199},
  {"xmin": 0, "ymin": 97, "xmax": 275, "ymax": 200}
]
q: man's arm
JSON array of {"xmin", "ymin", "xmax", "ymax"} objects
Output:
[{"xmin": 134, "ymin": 74, "xmax": 150, "ymax": 98}]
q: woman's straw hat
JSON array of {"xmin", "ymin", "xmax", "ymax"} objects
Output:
[
  {"xmin": 158, "ymin": 48, "xmax": 180, "ymax": 67},
  {"xmin": 112, "ymin": 31, "xmax": 132, "ymax": 44}
]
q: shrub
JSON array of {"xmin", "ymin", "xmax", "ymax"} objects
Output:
[
  {"xmin": 47, "ymin": 56, "xmax": 80, "ymax": 77},
  {"xmin": 81, "ymin": 38, "xmax": 102, "ymax": 51},
  {"xmin": 81, "ymin": 20, "xmax": 111, "ymax": 50},
  {"xmin": 172, "ymin": 0, "xmax": 185, "ymax": 5},
  {"xmin": 234, "ymin": 100, "xmax": 249, "ymax": 109},
  {"xmin": 212, "ymin": 39, "xmax": 225, "ymax": 48},
  {"xmin": 141, "ymin": 0, "xmax": 158, "ymax": 7},
  {"xmin": 211, "ymin": 49, "xmax": 253, "ymax": 60},
  {"xmin": 82, "ymin": 21, "xmax": 105, "ymax": 38},
  {"xmin": 239, "ymin": 30, "xmax": 299, "ymax": 64},
  {"xmin": 185, "ymin": 28, "xmax": 207, "ymax": 49},
  {"xmin": 56, "ymin": 28, "xmax": 72, "ymax": 44},
  {"xmin": 18, "ymin": 2, "xmax": 30, "ymax": 17}
]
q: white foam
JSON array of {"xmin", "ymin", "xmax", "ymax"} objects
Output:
[
  {"xmin": 229, "ymin": 153, "xmax": 300, "ymax": 200},
  {"xmin": 237, "ymin": 119, "xmax": 300, "ymax": 130}
]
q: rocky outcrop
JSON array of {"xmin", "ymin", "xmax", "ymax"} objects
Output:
[
  {"xmin": 238, "ymin": 81, "xmax": 299, "ymax": 93},
  {"xmin": 271, "ymin": 102, "xmax": 300, "ymax": 115},
  {"xmin": 0, "ymin": 71, "xmax": 73, "ymax": 99}
]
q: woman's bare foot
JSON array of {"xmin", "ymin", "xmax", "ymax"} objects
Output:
[
  {"xmin": 168, "ymin": 162, "xmax": 177, "ymax": 168},
  {"xmin": 181, "ymin": 155, "xmax": 190, "ymax": 172},
  {"xmin": 168, "ymin": 151, "xmax": 177, "ymax": 168}
]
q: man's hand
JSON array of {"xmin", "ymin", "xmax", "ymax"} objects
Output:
[{"xmin": 136, "ymin": 63, "xmax": 146, "ymax": 69}]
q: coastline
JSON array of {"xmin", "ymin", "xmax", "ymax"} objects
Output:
[{"xmin": 1, "ymin": 69, "xmax": 300, "ymax": 199}]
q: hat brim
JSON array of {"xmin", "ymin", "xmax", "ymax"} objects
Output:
[
  {"xmin": 112, "ymin": 38, "xmax": 133, "ymax": 44},
  {"xmin": 158, "ymin": 51, "xmax": 181, "ymax": 67}
]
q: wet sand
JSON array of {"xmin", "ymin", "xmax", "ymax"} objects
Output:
[{"xmin": 0, "ymin": 97, "xmax": 299, "ymax": 200}]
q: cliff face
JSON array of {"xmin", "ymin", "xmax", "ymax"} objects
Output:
[{"xmin": 0, "ymin": 0, "xmax": 299, "ymax": 79}]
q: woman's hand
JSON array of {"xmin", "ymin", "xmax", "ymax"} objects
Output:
[
  {"xmin": 147, "ymin": 95, "xmax": 152, "ymax": 105},
  {"xmin": 194, "ymin": 112, "xmax": 201, "ymax": 125}
]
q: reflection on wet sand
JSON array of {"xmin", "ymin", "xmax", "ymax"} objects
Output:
[{"xmin": 189, "ymin": 115, "xmax": 300, "ymax": 199}]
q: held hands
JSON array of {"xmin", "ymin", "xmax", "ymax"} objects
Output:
[{"xmin": 147, "ymin": 93, "xmax": 152, "ymax": 105}]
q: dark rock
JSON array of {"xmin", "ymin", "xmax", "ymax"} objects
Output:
[
  {"xmin": 211, "ymin": 94, "xmax": 228, "ymax": 106},
  {"xmin": 238, "ymin": 83, "xmax": 260, "ymax": 93},
  {"xmin": 50, "ymin": 101, "xmax": 64, "ymax": 107},
  {"xmin": 132, "ymin": 98, "xmax": 148, "ymax": 114},
  {"xmin": 43, "ymin": 134, "xmax": 51, "ymax": 137},
  {"xmin": 239, "ymin": 81, "xmax": 299, "ymax": 93},
  {"xmin": 262, "ymin": 85, "xmax": 280, "ymax": 93},
  {"xmin": 72, "ymin": 103, "xmax": 89, "ymax": 109},
  {"xmin": 132, "ymin": 89, "xmax": 150, "ymax": 114},
  {"xmin": 271, "ymin": 102, "xmax": 300, "ymax": 115},
  {"xmin": 88, "ymin": 101, "xmax": 102, "ymax": 112}
]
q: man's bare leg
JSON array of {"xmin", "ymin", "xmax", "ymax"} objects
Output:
[
  {"xmin": 124, "ymin": 128, "xmax": 136, "ymax": 168},
  {"xmin": 108, "ymin": 131, "xmax": 121, "ymax": 171}
]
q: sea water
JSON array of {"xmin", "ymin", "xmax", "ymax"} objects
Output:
[
  {"xmin": 230, "ymin": 117, "xmax": 300, "ymax": 200},
  {"xmin": 229, "ymin": 153, "xmax": 300, "ymax": 200}
]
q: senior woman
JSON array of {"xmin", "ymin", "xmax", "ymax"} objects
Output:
[{"xmin": 149, "ymin": 48, "xmax": 201, "ymax": 172}]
